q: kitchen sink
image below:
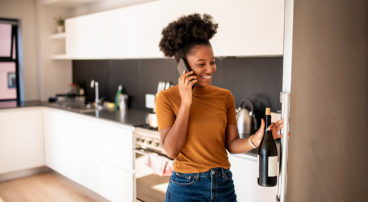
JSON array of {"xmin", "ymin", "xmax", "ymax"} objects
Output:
[{"xmin": 49, "ymin": 103, "xmax": 107, "ymax": 113}]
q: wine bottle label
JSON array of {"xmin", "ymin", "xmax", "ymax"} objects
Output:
[{"xmin": 268, "ymin": 156, "xmax": 278, "ymax": 177}]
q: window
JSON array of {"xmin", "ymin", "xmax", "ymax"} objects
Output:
[{"xmin": 0, "ymin": 19, "xmax": 19, "ymax": 101}]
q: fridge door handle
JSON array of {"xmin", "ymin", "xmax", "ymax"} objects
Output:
[{"xmin": 277, "ymin": 92, "xmax": 290, "ymax": 202}]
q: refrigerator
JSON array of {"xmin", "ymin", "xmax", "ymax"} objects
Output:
[{"xmin": 278, "ymin": 0, "xmax": 368, "ymax": 201}]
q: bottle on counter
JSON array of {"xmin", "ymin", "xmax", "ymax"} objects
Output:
[
  {"xmin": 115, "ymin": 85, "xmax": 122, "ymax": 109},
  {"xmin": 78, "ymin": 81, "xmax": 85, "ymax": 96},
  {"xmin": 258, "ymin": 107, "xmax": 278, "ymax": 187}
]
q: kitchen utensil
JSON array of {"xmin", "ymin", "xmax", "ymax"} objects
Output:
[
  {"xmin": 165, "ymin": 82, "xmax": 171, "ymax": 90},
  {"xmin": 119, "ymin": 94, "xmax": 128, "ymax": 111},
  {"xmin": 147, "ymin": 113, "xmax": 158, "ymax": 128},
  {"xmin": 236, "ymin": 99, "xmax": 255, "ymax": 134}
]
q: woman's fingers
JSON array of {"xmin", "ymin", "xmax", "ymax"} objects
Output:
[
  {"xmin": 179, "ymin": 71, "xmax": 193, "ymax": 82},
  {"xmin": 185, "ymin": 75, "xmax": 197, "ymax": 86},
  {"xmin": 189, "ymin": 79, "xmax": 198, "ymax": 87},
  {"xmin": 267, "ymin": 119, "xmax": 284, "ymax": 131}
]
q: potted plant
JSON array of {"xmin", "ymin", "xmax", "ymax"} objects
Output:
[{"xmin": 54, "ymin": 16, "xmax": 65, "ymax": 33}]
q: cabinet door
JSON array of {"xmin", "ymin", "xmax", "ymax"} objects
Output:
[
  {"xmin": 163, "ymin": 0, "xmax": 213, "ymax": 26},
  {"xmin": 135, "ymin": 1, "xmax": 164, "ymax": 58},
  {"xmin": 98, "ymin": 122, "xmax": 134, "ymax": 172},
  {"xmin": 43, "ymin": 108, "xmax": 101, "ymax": 193},
  {"xmin": 66, "ymin": 12, "xmax": 108, "ymax": 59},
  {"xmin": 98, "ymin": 160, "xmax": 134, "ymax": 202},
  {"xmin": 43, "ymin": 108, "xmax": 135, "ymax": 199},
  {"xmin": 0, "ymin": 107, "xmax": 44, "ymax": 174},
  {"xmin": 230, "ymin": 155, "xmax": 277, "ymax": 202},
  {"xmin": 105, "ymin": 1, "xmax": 164, "ymax": 59},
  {"xmin": 104, "ymin": 5, "xmax": 139, "ymax": 59},
  {"xmin": 211, "ymin": 0, "xmax": 284, "ymax": 57}
]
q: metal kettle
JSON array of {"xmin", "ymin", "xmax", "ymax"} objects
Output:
[{"xmin": 236, "ymin": 99, "xmax": 257, "ymax": 134}]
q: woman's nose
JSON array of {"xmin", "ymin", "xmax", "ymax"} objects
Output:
[{"xmin": 205, "ymin": 64, "xmax": 213, "ymax": 73}]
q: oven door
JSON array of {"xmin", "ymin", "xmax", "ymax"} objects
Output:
[{"xmin": 133, "ymin": 148, "xmax": 173, "ymax": 202}]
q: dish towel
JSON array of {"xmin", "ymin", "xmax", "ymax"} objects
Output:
[{"xmin": 144, "ymin": 153, "xmax": 174, "ymax": 176}]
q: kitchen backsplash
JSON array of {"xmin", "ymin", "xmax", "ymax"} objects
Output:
[{"xmin": 72, "ymin": 57, "xmax": 283, "ymax": 118}]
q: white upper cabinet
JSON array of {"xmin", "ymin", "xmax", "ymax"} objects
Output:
[
  {"xmin": 211, "ymin": 0, "xmax": 284, "ymax": 57},
  {"xmin": 66, "ymin": 12, "xmax": 108, "ymax": 59},
  {"xmin": 105, "ymin": 1, "xmax": 164, "ymax": 59},
  {"xmin": 163, "ymin": 0, "xmax": 213, "ymax": 26},
  {"xmin": 65, "ymin": 0, "xmax": 284, "ymax": 59}
]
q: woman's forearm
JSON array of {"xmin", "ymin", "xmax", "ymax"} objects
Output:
[
  {"xmin": 227, "ymin": 137, "xmax": 256, "ymax": 154},
  {"xmin": 162, "ymin": 104, "xmax": 191, "ymax": 158}
]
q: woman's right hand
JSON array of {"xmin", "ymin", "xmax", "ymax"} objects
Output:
[{"xmin": 178, "ymin": 70, "xmax": 197, "ymax": 106}]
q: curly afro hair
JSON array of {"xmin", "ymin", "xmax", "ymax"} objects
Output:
[{"xmin": 159, "ymin": 13, "xmax": 218, "ymax": 63}]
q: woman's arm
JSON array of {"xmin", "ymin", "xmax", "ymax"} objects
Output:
[
  {"xmin": 226, "ymin": 119, "xmax": 286, "ymax": 154},
  {"xmin": 159, "ymin": 71, "xmax": 197, "ymax": 159},
  {"xmin": 159, "ymin": 103, "xmax": 190, "ymax": 159}
]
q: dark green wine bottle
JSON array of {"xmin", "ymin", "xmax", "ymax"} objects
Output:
[{"xmin": 258, "ymin": 107, "xmax": 278, "ymax": 187}]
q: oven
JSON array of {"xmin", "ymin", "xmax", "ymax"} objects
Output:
[{"xmin": 133, "ymin": 126, "xmax": 174, "ymax": 202}]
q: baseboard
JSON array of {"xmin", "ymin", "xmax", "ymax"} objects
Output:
[
  {"xmin": 49, "ymin": 169, "xmax": 110, "ymax": 202},
  {"xmin": 0, "ymin": 166, "xmax": 50, "ymax": 182}
]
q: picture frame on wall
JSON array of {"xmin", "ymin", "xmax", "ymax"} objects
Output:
[{"xmin": 8, "ymin": 72, "xmax": 16, "ymax": 88}]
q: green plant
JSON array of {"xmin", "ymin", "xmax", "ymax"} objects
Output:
[{"xmin": 54, "ymin": 16, "xmax": 64, "ymax": 26}]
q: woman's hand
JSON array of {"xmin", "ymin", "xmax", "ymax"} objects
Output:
[
  {"xmin": 178, "ymin": 70, "xmax": 197, "ymax": 107},
  {"xmin": 251, "ymin": 119, "xmax": 289, "ymax": 147}
]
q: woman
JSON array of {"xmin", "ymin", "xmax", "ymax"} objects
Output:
[{"xmin": 156, "ymin": 14, "xmax": 285, "ymax": 202}]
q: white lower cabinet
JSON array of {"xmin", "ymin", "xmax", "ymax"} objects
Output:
[
  {"xmin": 0, "ymin": 107, "xmax": 45, "ymax": 174},
  {"xmin": 43, "ymin": 108, "xmax": 135, "ymax": 202},
  {"xmin": 230, "ymin": 155, "xmax": 277, "ymax": 202},
  {"xmin": 98, "ymin": 160, "xmax": 134, "ymax": 202}
]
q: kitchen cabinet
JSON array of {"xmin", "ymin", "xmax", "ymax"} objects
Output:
[
  {"xmin": 0, "ymin": 107, "xmax": 45, "ymax": 174},
  {"xmin": 98, "ymin": 160, "xmax": 134, "ymax": 202},
  {"xmin": 64, "ymin": 0, "xmax": 283, "ymax": 59},
  {"xmin": 211, "ymin": 0, "xmax": 284, "ymax": 57},
  {"xmin": 66, "ymin": 1, "xmax": 164, "ymax": 59},
  {"xmin": 230, "ymin": 154, "xmax": 277, "ymax": 202},
  {"xmin": 163, "ymin": 0, "xmax": 213, "ymax": 26},
  {"xmin": 66, "ymin": 11, "xmax": 108, "ymax": 59},
  {"xmin": 43, "ymin": 108, "xmax": 135, "ymax": 202}
]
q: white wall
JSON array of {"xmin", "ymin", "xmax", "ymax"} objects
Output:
[
  {"xmin": 36, "ymin": 0, "xmax": 72, "ymax": 101},
  {"xmin": 0, "ymin": 0, "xmax": 39, "ymax": 101},
  {"xmin": 0, "ymin": 0, "xmax": 72, "ymax": 101}
]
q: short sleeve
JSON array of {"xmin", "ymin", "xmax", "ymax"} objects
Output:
[
  {"xmin": 156, "ymin": 92, "xmax": 176, "ymax": 131},
  {"xmin": 227, "ymin": 91, "xmax": 237, "ymax": 125}
]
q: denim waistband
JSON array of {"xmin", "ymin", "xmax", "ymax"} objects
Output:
[{"xmin": 173, "ymin": 167, "xmax": 229, "ymax": 180}]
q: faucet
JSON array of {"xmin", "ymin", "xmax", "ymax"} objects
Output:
[{"xmin": 90, "ymin": 80, "xmax": 99, "ymax": 108}]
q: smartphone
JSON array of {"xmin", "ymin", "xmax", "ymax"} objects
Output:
[{"xmin": 177, "ymin": 58, "xmax": 195, "ymax": 90}]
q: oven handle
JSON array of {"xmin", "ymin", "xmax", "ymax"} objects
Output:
[{"xmin": 133, "ymin": 148, "xmax": 175, "ymax": 163}]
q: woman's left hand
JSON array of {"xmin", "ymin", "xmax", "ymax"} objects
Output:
[
  {"xmin": 268, "ymin": 119, "xmax": 285, "ymax": 140},
  {"xmin": 251, "ymin": 119, "xmax": 290, "ymax": 147}
]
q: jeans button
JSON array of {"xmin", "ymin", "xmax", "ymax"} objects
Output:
[{"xmin": 212, "ymin": 171, "xmax": 215, "ymax": 175}]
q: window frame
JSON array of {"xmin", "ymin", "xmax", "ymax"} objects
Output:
[{"xmin": 0, "ymin": 19, "xmax": 20, "ymax": 101}]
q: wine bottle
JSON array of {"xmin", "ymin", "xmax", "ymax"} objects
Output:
[{"xmin": 258, "ymin": 107, "xmax": 278, "ymax": 187}]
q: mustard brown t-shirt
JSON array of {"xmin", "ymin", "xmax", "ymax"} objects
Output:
[{"xmin": 155, "ymin": 85, "xmax": 238, "ymax": 173}]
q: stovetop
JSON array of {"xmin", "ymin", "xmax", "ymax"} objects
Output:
[{"xmin": 135, "ymin": 123, "xmax": 158, "ymax": 131}]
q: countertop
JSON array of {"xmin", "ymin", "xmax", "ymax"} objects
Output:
[{"xmin": 0, "ymin": 100, "xmax": 262, "ymax": 159}]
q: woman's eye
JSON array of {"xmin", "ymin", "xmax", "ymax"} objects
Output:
[
  {"xmin": 197, "ymin": 64, "xmax": 205, "ymax": 66},
  {"xmin": 211, "ymin": 62, "xmax": 216, "ymax": 65}
]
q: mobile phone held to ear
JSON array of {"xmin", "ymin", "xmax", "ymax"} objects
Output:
[{"xmin": 177, "ymin": 58, "xmax": 195, "ymax": 90}]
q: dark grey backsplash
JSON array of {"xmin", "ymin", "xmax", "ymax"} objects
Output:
[{"xmin": 73, "ymin": 57, "xmax": 283, "ymax": 120}]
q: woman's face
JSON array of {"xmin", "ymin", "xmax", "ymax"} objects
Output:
[{"xmin": 186, "ymin": 46, "xmax": 216, "ymax": 88}]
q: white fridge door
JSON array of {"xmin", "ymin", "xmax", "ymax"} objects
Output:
[{"xmin": 277, "ymin": 0, "xmax": 294, "ymax": 201}]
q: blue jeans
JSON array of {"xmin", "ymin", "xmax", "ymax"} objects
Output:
[{"xmin": 165, "ymin": 167, "xmax": 237, "ymax": 202}]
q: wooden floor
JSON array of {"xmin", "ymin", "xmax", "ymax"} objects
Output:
[{"xmin": 0, "ymin": 173, "xmax": 99, "ymax": 202}]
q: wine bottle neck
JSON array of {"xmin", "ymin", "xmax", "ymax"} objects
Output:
[{"xmin": 264, "ymin": 115, "xmax": 272, "ymax": 133}]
